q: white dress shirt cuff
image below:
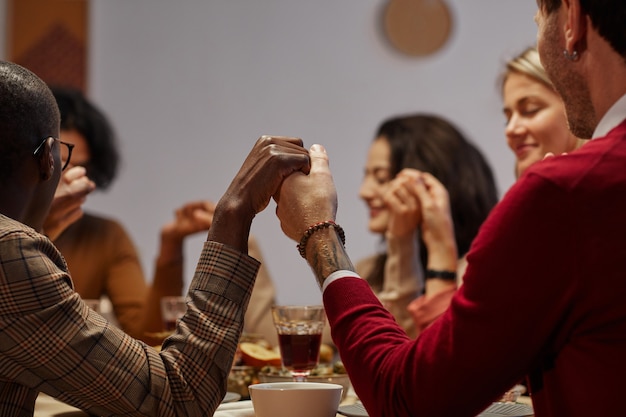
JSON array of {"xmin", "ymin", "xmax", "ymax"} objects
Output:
[{"xmin": 322, "ymin": 270, "xmax": 362, "ymax": 293}]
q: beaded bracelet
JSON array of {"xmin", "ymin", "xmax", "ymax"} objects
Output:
[
  {"xmin": 425, "ymin": 269, "xmax": 457, "ymax": 280},
  {"xmin": 297, "ymin": 220, "xmax": 346, "ymax": 258}
]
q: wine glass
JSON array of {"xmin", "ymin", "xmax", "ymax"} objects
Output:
[
  {"xmin": 271, "ymin": 305, "xmax": 325, "ymax": 382},
  {"xmin": 83, "ymin": 298, "xmax": 102, "ymax": 314},
  {"xmin": 160, "ymin": 296, "xmax": 187, "ymax": 332}
]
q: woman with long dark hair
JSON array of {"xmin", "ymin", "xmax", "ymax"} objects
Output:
[{"xmin": 358, "ymin": 113, "xmax": 498, "ymax": 337}]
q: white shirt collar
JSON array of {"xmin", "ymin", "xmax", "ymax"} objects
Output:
[{"xmin": 593, "ymin": 93, "xmax": 626, "ymax": 138}]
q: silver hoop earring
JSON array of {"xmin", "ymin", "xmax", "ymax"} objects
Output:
[{"xmin": 563, "ymin": 49, "xmax": 579, "ymax": 61}]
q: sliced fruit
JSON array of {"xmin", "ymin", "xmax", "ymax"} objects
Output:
[
  {"xmin": 239, "ymin": 342, "xmax": 282, "ymax": 368},
  {"xmin": 319, "ymin": 343, "xmax": 334, "ymax": 363}
]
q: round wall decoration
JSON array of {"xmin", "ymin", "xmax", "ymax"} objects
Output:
[{"xmin": 383, "ymin": 0, "xmax": 453, "ymax": 57}]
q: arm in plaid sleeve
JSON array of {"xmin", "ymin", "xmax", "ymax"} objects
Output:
[{"xmin": 0, "ymin": 217, "xmax": 258, "ymax": 417}]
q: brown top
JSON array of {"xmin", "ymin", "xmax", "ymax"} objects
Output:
[
  {"xmin": 54, "ymin": 212, "xmax": 278, "ymax": 345},
  {"xmin": 54, "ymin": 213, "xmax": 150, "ymax": 340}
]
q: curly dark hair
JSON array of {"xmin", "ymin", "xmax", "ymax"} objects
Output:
[
  {"xmin": 0, "ymin": 62, "xmax": 59, "ymax": 183},
  {"xmin": 366, "ymin": 114, "xmax": 499, "ymax": 292},
  {"xmin": 50, "ymin": 86, "xmax": 120, "ymax": 189}
]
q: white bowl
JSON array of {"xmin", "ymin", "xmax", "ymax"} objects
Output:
[
  {"xmin": 249, "ymin": 382, "xmax": 343, "ymax": 417},
  {"xmin": 258, "ymin": 371, "xmax": 352, "ymax": 401}
]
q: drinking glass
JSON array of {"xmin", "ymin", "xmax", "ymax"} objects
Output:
[
  {"xmin": 83, "ymin": 298, "xmax": 102, "ymax": 314},
  {"xmin": 271, "ymin": 305, "xmax": 325, "ymax": 382},
  {"xmin": 160, "ymin": 296, "xmax": 187, "ymax": 332}
]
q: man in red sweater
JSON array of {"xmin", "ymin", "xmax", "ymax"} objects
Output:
[{"xmin": 274, "ymin": 1, "xmax": 626, "ymax": 416}]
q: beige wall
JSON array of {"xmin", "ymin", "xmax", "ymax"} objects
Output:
[
  {"xmin": 3, "ymin": 1, "xmax": 540, "ymax": 305},
  {"xmin": 86, "ymin": 0, "xmax": 539, "ymax": 305}
]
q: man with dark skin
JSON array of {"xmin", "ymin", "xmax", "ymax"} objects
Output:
[{"xmin": 0, "ymin": 60, "xmax": 310, "ymax": 417}]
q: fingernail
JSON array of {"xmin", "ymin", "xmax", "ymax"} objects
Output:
[{"xmin": 311, "ymin": 144, "xmax": 325, "ymax": 153}]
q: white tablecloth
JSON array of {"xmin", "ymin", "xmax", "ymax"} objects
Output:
[
  {"xmin": 33, "ymin": 393, "xmax": 88, "ymax": 416},
  {"xmin": 34, "ymin": 394, "xmax": 355, "ymax": 417}
]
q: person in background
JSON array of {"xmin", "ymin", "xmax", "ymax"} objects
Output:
[
  {"xmin": 357, "ymin": 114, "xmax": 498, "ymax": 337},
  {"xmin": 501, "ymin": 46, "xmax": 583, "ymax": 178},
  {"xmin": 44, "ymin": 87, "xmax": 278, "ymax": 345},
  {"xmin": 42, "ymin": 164, "xmax": 95, "ymax": 241},
  {"xmin": 0, "ymin": 58, "xmax": 311, "ymax": 416},
  {"xmin": 273, "ymin": 0, "xmax": 626, "ymax": 415},
  {"xmin": 403, "ymin": 47, "xmax": 587, "ymax": 336},
  {"xmin": 44, "ymin": 86, "xmax": 188, "ymax": 341}
]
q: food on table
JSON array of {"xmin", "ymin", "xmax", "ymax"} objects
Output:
[
  {"xmin": 239, "ymin": 342, "xmax": 282, "ymax": 367},
  {"xmin": 259, "ymin": 361, "xmax": 347, "ymax": 377},
  {"xmin": 319, "ymin": 343, "xmax": 334, "ymax": 363},
  {"xmin": 228, "ymin": 365, "xmax": 259, "ymax": 399}
]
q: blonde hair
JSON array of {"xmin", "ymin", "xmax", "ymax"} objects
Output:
[
  {"xmin": 505, "ymin": 47, "xmax": 588, "ymax": 151},
  {"xmin": 502, "ymin": 47, "xmax": 587, "ymax": 177},
  {"xmin": 501, "ymin": 46, "xmax": 554, "ymax": 92}
]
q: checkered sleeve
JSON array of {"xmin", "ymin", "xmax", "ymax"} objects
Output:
[{"xmin": 0, "ymin": 218, "xmax": 259, "ymax": 417}]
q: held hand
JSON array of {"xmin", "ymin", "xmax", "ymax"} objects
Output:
[
  {"xmin": 543, "ymin": 151, "xmax": 570, "ymax": 159},
  {"xmin": 44, "ymin": 166, "xmax": 96, "ymax": 241},
  {"xmin": 158, "ymin": 200, "xmax": 216, "ymax": 264},
  {"xmin": 275, "ymin": 144, "xmax": 352, "ymax": 284},
  {"xmin": 274, "ymin": 144, "xmax": 337, "ymax": 242},
  {"xmin": 208, "ymin": 136, "xmax": 310, "ymax": 251},
  {"xmin": 383, "ymin": 169, "xmax": 423, "ymax": 239},
  {"xmin": 408, "ymin": 171, "xmax": 458, "ymax": 267},
  {"xmin": 161, "ymin": 200, "xmax": 216, "ymax": 243}
]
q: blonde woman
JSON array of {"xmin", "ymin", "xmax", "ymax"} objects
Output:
[
  {"xmin": 405, "ymin": 47, "xmax": 584, "ymax": 335},
  {"xmin": 501, "ymin": 46, "xmax": 584, "ymax": 178}
]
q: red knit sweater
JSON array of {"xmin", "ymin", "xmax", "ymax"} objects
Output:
[{"xmin": 324, "ymin": 120, "xmax": 626, "ymax": 417}]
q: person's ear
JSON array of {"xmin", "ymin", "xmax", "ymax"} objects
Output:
[
  {"xmin": 37, "ymin": 138, "xmax": 55, "ymax": 181},
  {"xmin": 563, "ymin": 0, "xmax": 586, "ymax": 55}
]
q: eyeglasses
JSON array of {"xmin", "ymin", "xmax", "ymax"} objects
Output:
[{"xmin": 33, "ymin": 137, "xmax": 75, "ymax": 171}]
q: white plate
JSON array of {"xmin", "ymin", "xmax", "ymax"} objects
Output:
[
  {"xmin": 477, "ymin": 402, "xmax": 534, "ymax": 417},
  {"xmin": 222, "ymin": 392, "xmax": 242, "ymax": 403},
  {"xmin": 337, "ymin": 401, "xmax": 533, "ymax": 417},
  {"xmin": 337, "ymin": 402, "xmax": 368, "ymax": 417}
]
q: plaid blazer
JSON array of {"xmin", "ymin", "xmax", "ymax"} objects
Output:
[{"xmin": 0, "ymin": 214, "xmax": 259, "ymax": 417}]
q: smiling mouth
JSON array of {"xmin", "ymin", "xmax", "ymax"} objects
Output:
[
  {"xmin": 369, "ymin": 207, "xmax": 384, "ymax": 218},
  {"xmin": 515, "ymin": 144, "xmax": 538, "ymax": 158}
]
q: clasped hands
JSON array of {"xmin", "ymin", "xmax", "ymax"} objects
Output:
[
  {"xmin": 273, "ymin": 142, "xmax": 337, "ymax": 244},
  {"xmin": 267, "ymin": 136, "xmax": 458, "ymax": 280},
  {"xmin": 266, "ymin": 137, "xmax": 455, "ymax": 260},
  {"xmin": 383, "ymin": 169, "xmax": 455, "ymax": 250}
]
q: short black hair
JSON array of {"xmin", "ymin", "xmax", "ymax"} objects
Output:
[
  {"xmin": 539, "ymin": 0, "xmax": 626, "ymax": 59},
  {"xmin": 0, "ymin": 61, "xmax": 59, "ymax": 183},
  {"xmin": 50, "ymin": 86, "xmax": 120, "ymax": 189}
]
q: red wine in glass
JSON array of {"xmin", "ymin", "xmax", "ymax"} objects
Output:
[
  {"xmin": 272, "ymin": 305, "xmax": 325, "ymax": 381},
  {"xmin": 278, "ymin": 333, "xmax": 322, "ymax": 375},
  {"xmin": 163, "ymin": 319, "xmax": 178, "ymax": 332}
]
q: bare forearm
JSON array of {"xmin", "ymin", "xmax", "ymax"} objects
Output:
[
  {"xmin": 304, "ymin": 228, "xmax": 355, "ymax": 288},
  {"xmin": 207, "ymin": 200, "xmax": 253, "ymax": 254},
  {"xmin": 425, "ymin": 238, "xmax": 457, "ymax": 271}
]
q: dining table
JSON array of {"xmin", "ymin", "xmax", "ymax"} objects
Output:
[
  {"xmin": 33, "ymin": 389, "xmax": 362, "ymax": 417},
  {"xmin": 33, "ymin": 390, "xmax": 533, "ymax": 417}
]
